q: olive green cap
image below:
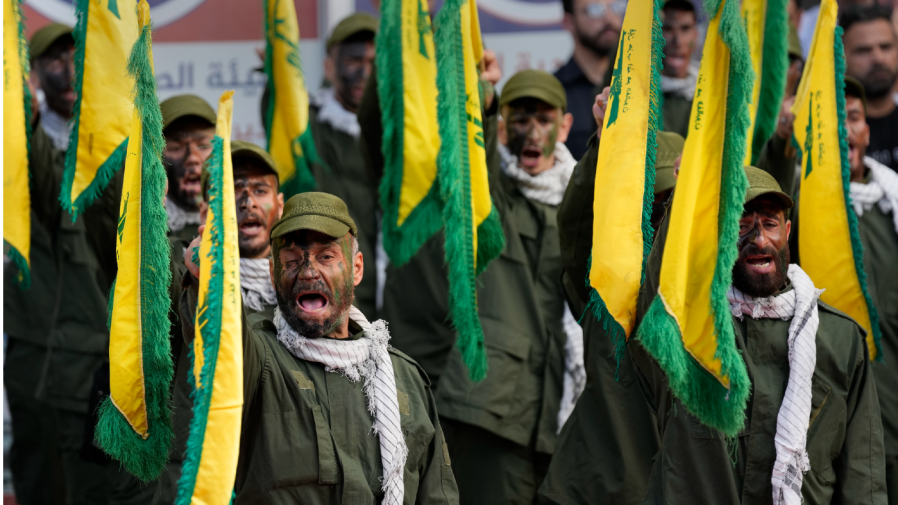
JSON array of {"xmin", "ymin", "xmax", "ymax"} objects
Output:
[
  {"xmin": 270, "ymin": 192, "xmax": 358, "ymax": 241},
  {"xmin": 844, "ymin": 75, "xmax": 867, "ymax": 113},
  {"xmin": 327, "ymin": 13, "xmax": 378, "ymax": 52},
  {"xmin": 744, "ymin": 165, "xmax": 794, "ymax": 209},
  {"xmin": 201, "ymin": 140, "xmax": 280, "ymax": 198},
  {"xmin": 654, "ymin": 131, "xmax": 685, "ymax": 194},
  {"xmin": 160, "ymin": 94, "xmax": 216, "ymax": 131},
  {"xmin": 788, "ymin": 22, "xmax": 802, "ymax": 60},
  {"xmin": 499, "ymin": 69, "xmax": 567, "ymax": 111},
  {"xmin": 29, "ymin": 23, "xmax": 73, "ymax": 60}
]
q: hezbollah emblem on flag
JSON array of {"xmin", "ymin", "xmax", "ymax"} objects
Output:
[{"xmin": 792, "ymin": 0, "xmax": 883, "ymax": 359}]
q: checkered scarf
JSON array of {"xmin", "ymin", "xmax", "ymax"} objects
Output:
[
  {"xmin": 239, "ymin": 258, "xmax": 277, "ymax": 312},
  {"xmin": 165, "ymin": 198, "xmax": 202, "ymax": 233},
  {"xmin": 498, "ymin": 141, "xmax": 576, "ymax": 206},
  {"xmin": 850, "ymin": 156, "xmax": 898, "ymax": 234},
  {"xmin": 727, "ymin": 264, "xmax": 824, "ymax": 505},
  {"xmin": 274, "ymin": 306, "xmax": 407, "ymax": 505}
]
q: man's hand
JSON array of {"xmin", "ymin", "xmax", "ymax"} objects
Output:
[
  {"xmin": 593, "ymin": 87, "xmax": 611, "ymax": 139},
  {"xmin": 184, "ymin": 224, "xmax": 205, "ymax": 279},
  {"xmin": 775, "ymin": 95, "xmax": 796, "ymax": 141},
  {"xmin": 480, "ymin": 49, "xmax": 501, "ymax": 109}
]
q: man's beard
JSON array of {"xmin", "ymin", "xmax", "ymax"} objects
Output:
[
  {"xmin": 732, "ymin": 243, "xmax": 790, "ymax": 298},
  {"xmin": 275, "ymin": 277, "xmax": 354, "ymax": 339},
  {"xmin": 38, "ymin": 66, "xmax": 73, "ymax": 118},
  {"xmin": 165, "ymin": 158, "xmax": 200, "ymax": 211},
  {"xmin": 860, "ymin": 65, "xmax": 898, "ymax": 99},
  {"xmin": 578, "ymin": 27, "xmax": 619, "ymax": 58}
]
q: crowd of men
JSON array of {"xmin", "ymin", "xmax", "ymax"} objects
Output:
[{"xmin": 4, "ymin": 0, "xmax": 898, "ymax": 503}]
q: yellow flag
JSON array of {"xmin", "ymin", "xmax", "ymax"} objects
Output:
[
  {"xmin": 377, "ymin": 0, "xmax": 443, "ymax": 265},
  {"xmin": 589, "ymin": 0, "xmax": 663, "ymax": 360},
  {"xmin": 433, "ymin": 0, "xmax": 505, "ymax": 380},
  {"xmin": 792, "ymin": 0, "xmax": 882, "ymax": 359},
  {"xmin": 264, "ymin": 0, "xmax": 317, "ymax": 196},
  {"xmin": 96, "ymin": 1, "xmax": 174, "ymax": 482},
  {"xmin": 3, "ymin": 0, "xmax": 32, "ymax": 287},
  {"xmin": 61, "ymin": 0, "xmax": 139, "ymax": 217},
  {"xmin": 176, "ymin": 91, "xmax": 243, "ymax": 505},
  {"xmin": 742, "ymin": 0, "xmax": 788, "ymax": 165},
  {"xmin": 636, "ymin": 0, "xmax": 753, "ymax": 437}
]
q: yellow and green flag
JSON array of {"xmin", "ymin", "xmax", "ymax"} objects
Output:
[
  {"xmin": 4, "ymin": 0, "xmax": 33, "ymax": 288},
  {"xmin": 60, "ymin": 0, "xmax": 139, "ymax": 217},
  {"xmin": 636, "ymin": 0, "xmax": 754, "ymax": 437},
  {"xmin": 792, "ymin": 0, "xmax": 882, "ymax": 359},
  {"xmin": 95, "ymin": 1, "xmax": 174, "ymax": 481},
  {"xmin": 264, "ymin": 0, "xmax": 319, "ymax": 197},
  {"xmin": 434, "ymin": 0, "xmax": 505, "ymax": 380},
  {"xmin": 588, "ymin": 0, "xmax": 664, "ymax": 366},
  {"xmin": 377, "ymin": 0, "xmax": 443, "ymax": 265},
  {"xmin": 175, "ymin": 91, "xmax": 244, "ymax": 505},
  {"xmin": 742, "ymin": 0, "xmax": 789, "ymax": 165}
]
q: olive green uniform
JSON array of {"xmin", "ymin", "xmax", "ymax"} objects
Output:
[
  {"xmin": 662, "ymin": 94, "xmax": 692, "ymax": 138},
  {"xmin": 537, "ymin": 136, "xmax": 661, "ymax": 505},
  {"xmin": 359, "ymin": 71, "xmax": 573, "ymax": 502},
  {"xmin": 4, "ymin": 120, "xmax": 154, "ymax": 504},
  {"xmin": 308, "ymin": 104, "xmax": 379, "ymax": 320},
  {"xmin": 178, "ymin": 275, "xmax": 458, "ymax": 504},
  {"xmin": 628, "ymin": 199, "xmax": 887, "ymax": 504}
]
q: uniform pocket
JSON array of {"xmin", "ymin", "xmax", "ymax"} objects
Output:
[
  {"xmin": 261, "ymin": 407, "xmax": 341, "ymax": 489},
  {"xmin": 461, "ymin": 318, "xmax": 531, "ymax": 417}
]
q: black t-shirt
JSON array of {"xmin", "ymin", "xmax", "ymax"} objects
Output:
[{"xmin": 866, "ymin": 105, "xmax": 898, "ymax": 172}]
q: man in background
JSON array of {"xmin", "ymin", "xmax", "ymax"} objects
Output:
[
  {"xmin": 660, "ymin": 0, "xmax": 698, "ymax": 137},
  {"xmin": 555, "ymin": 0, "xmax": 624, "ymax": 158}
]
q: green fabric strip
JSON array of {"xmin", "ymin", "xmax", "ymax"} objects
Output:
[
  {"xmin": 749, "ymin": 0, "xmax": 789, "ymax": 165},
  {"xmin": 834, "ymin": 27, "xmax": 884, "ymax": 360},
  {"xmin": 95, "ymin": 23, "xmax": 174, "ymax": 482}
]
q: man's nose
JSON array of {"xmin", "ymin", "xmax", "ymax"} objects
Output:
[
  {"xmin": 185, "ymin": 144, "xmax": 203, "ymax": 166},
  {"xmin": 300, "ymin": 264, "xmax": 320, "ymax": 280}
]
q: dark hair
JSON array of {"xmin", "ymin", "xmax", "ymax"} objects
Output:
[
  {"xmin": 839, "ymin": 5, "xmax": 894, "ymax": 34},
  {"xmin": 663, "ymin": 0, "xmax": 696, "ymax": 14},
  {"xmin": 562, "ymin": 0, "xmax": 573, "ymax": 14}
]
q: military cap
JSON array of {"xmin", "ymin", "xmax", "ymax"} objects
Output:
[
  {"xmin": 327, "ymin": 13, "xmax": 378, "ymax": 52},
  {"xmin": 160, "ymin": 94, "xmax": 216, "ymax": 131},
  {"xmin": 744, "ymin": 165, "xmax": 794, "ymax": 209},
  {"xmin": 271, "ymin": 192, "xmax": 358, "ymax": 241},
  {"xmin": 29, "ymin": 23, "xmax": 73, "ymax": 61},
  {"xmin": 500, "ymin": 69, "xmax": 567, "ymax": 111},
  {"xmin": 788, "ymin": 22, "xmax": 802, "ymax": 60},
  {"xmin": 653, "ymin": 131, "xmax": 685, "ymax": 194},
  {"xmin": 201, "ymin": 140, "xmax": 280, "ymax": 198},
  {"xmin": 844, "ymin": 75, "xmax": 867, "ymax": 113}
]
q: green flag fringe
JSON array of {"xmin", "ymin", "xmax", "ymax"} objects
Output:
[
  {"xmin": 6, "ymin": 0, "xmax": 34, "ymax": 289},
  {"xmin": 376, "ymin": 0, "xmax": 445, "ymax": 266},
  {"xmin": 95, "ymin": 23, "xmax": 174, "ymax": 482},
  {"xmin": 834, "ymin": 27, "xmax": 884, "ymax": 361},
  {"xmin": 635, "ymin": 0, "xmax": 753, "ymax": 438},
  {"xmin": 59, "ymin": 0, "xmax": 129, "ymax": 219},
  {"xmin": 174, "ymin": 135, "xmax": 225, "ymax": 505},
  {"xmin": 749, "ymin": 0, "xmax": 789, "ymax": 165},
  {"xmin": 433, "ymin": 0, "xmax": 505, "ymax": 381},
  {"xmin": 585, "ymin": 0, "xmax": 664, "ymax": 375},
  {"xmin": 263, "ymin": 3, "xmax": 318, "ymax": 198}
]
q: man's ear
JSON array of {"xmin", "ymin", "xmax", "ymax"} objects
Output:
[
  {"xmin": 557, "ymin": 112, "xmax": 574, "ymax": 143},
  {"xmin": 276, "ymin": 192, "xmax": 285, "ymax": 219},
  {"xmin": 562, "ymin": 12, "xmax": 576, "ymax": 35},
  {"xmin": 324, "ymin": 54, "xmax": 336, "ymax": 86},
  {"xmin": 861, "ymin": 122, "xmax": 871, "ymax": 150},
  {"xmin": 199, "ymin": 200, "xmax": 209, "ymax": 223},
  {"xmin": 269, "ymin": 255, "xmax": 276, "ymax": 287},
  {"xmin": 785, "ymin": 219, "xmax": 792, "ymax": 241},
  {"xmin": 353, "ymin": 251, "xmax": 364, "ymax": 287}
]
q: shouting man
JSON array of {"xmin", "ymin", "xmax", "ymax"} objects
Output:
[{"xmin": 182, "ymin": 193, "xmax": 458, "ymax": 504}]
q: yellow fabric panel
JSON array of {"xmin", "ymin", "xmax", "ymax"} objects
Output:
[
  {"xmin": 266, "ymin": 0, "xmax": 308, "ymax": 184},
  {"xmin": 69, "ymin": 0, "xmax": 138, "ymax": 208},
  {"xmin": 109, "ymin": 110, "xmax": 149, "ymax": 437},
  {"xmin": 658, "ymin": 6, "xmax": 730, "ymax": 387},
  {"xmin": 792, "ymin": 0, "xmax": 876, "ymax": 357},
  {"xmin": 3, "ymin": 0, "xmax": 30, "ymax": 274},
  {"xmin": 396, "ymin": 0, "xmax": 440, "ymax": 226},
  {"xmin": 461, "ymin": 0, "xmax": 492, "ymax": 266},
  {"xmin": 589, "ymin": 0, "xmax": 654, "ymax": 338},
  {"xmin": 192, "ymin": 91, "xmax": 244, "ymax": 504},
  {"xmin": 742, "ymin": 0, "xmax": 766, "ymax": 166}
]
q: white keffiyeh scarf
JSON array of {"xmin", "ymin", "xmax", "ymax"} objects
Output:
[
  {"xmin": 726, "ymin": 264, "xmax": 824, "ymax": 505},
  {"xmin": 239, "ymin": 258, "xmax": 277, "ymax": 313},
  {"xmin": 850, "ymin": 156, "xmax": 898, "ymax": 234},
  {"xmin": 557, "ymin": 304, "xmax": 585, "ymax": 431},
  {"xmin": 275, "ymin": 306, "xmax": 407, "ymax": 505},
  {"xmin": 39, "ymin": 101, "xmax": 72, "ymax": 151},
  {"xmin": 311, "ymin": 87, "xmax": 361, "ymax": 139},
  {"xmin": 165, "ymin": 198, "xmax": 203, "ymax": 233},
  {"xmin": 660, "ymin": 61, "xmax": 699, "ymax": 100},
  {"xmin": 498, "ymin": 141, "xmax": 576, "ymax": 206}
]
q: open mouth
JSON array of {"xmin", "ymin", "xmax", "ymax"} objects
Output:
[
  {"xmin": 296, "ymin": 292, "xmax": 329, "ymax": 313},
  {"xmin": 745, "ymin": 254, "xmax": 775, "ymax": 274},
  {"xmin": 848, "ymin": 141, "xmax": 858, "ymax": 162},
  {"xmin": 519, "ymin": 145, "xmax": 542, "ymax": 168},
  {"xmin": 181, "ymin": 174, "xmax": 201, "ymax": 194},
  {"xmin": 239, "ymin": 216, "xmax": 264, "ymax": 237}
]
